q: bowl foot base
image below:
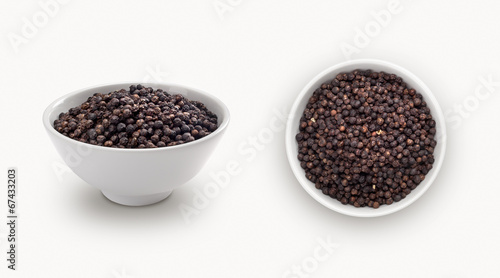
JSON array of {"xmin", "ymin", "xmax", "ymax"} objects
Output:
[{"xmin": 102, "ymin": 190, "xmax": 173, "ymax": 206}]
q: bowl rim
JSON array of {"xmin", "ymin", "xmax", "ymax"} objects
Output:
[
  {"xmin": 285, "ymin": 59, "xmax": 447, "ymax": 217},
  {"xmin": 42, "ymin": 82, "xmax": 230, "ymax": 152}
]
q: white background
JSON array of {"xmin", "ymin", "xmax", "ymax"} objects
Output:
[{"xmin": 1, "ymin": 0, "xmax": 500, "ymax": 277}]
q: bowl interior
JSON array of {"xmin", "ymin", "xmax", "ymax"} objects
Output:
[
  {"xmin": 285, "ymin": 59, "xmax": 446, "ymax": 217},
  {"xmin": 43, "ymin": 82, "xmax": 230, "ymax": 150}
]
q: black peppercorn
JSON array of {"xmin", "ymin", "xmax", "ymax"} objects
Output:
[
  {"xmin": 53, "ymin": 85, "xmax": 219, "ymax": 148},
  {"xmin": 296, "ymin": 70, "xmax": 437, "ymax": 208}
]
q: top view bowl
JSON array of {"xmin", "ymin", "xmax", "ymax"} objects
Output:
[
  {"xmin": 43, "ymin": 82, "xmax": 230, "ymax": 206},
  {"xmin": 285, "ymin": 59, "xmax": 447, "ymax": 217}
]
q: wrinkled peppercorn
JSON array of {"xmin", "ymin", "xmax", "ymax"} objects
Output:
[
  {"xmin": 296, "ymin": 70, "xmax": 437, "ymax": 208},
  {"xmin": 54, "ymin": 85, "xmax": 218, "ymax": 148}
]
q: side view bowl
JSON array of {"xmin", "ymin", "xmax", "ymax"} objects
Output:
[
  {"xmin": 285, "ymin": 59, "xmax": 447, "ymax": 217},
  {"xmin": 43, "ymin": 82, "xmax": 230, "ymax": 206}
]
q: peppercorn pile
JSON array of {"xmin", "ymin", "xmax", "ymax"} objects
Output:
[
  {"xmin": 295, "ymin": 70, "xmax": 437, "ymax": 208},
  {"xmin": 54, "ymin": 85, "xmax": 218, "ymax": 148}
]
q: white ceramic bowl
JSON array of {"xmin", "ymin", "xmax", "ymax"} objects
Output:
[
  {"xmin": 43, "ymin": 82, "xmax": 230, "ymax": 206},
  {"xmin": 285, "ymin": 59, "xmax": 446, "ymax": 217}
]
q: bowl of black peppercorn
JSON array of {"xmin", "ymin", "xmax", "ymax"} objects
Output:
[
  {"xmin": 286, "ymin": 59, "xmax": 446, "ymax": 217},
  {"xmin": 43, "ymin": 83, "xmax": 230, "ymax": 206}
]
